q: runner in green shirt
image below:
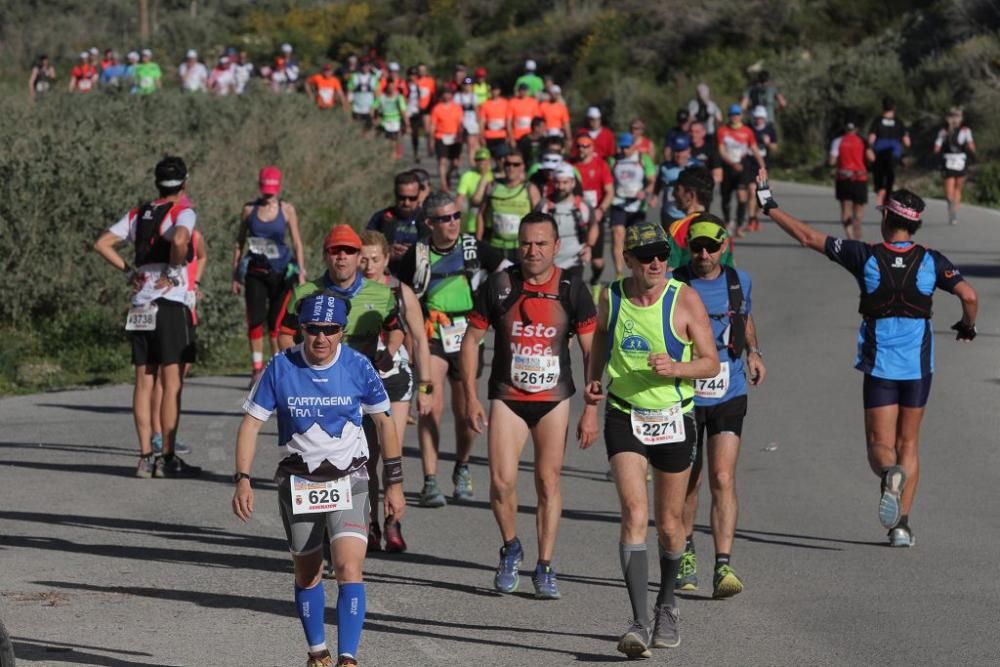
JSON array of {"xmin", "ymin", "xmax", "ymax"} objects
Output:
[
  {"xmin": 133, "ymin": 49, "xmax": 162, "ymax": 95},
  {"xmin": 514, "ymin": 59, "xmax": 545, "ymax": 98},
  {"xmin": 373, "ymin": 88, "xmax": 410, "ymax": 159},
  {"xmin": 456, "ymin": 148, "xmax": 494, "ymax": 234}
]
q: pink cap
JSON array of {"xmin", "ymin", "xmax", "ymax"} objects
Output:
[{"xmin": 259, "ymin": 166, "xmax": 281, "ymax": 195}]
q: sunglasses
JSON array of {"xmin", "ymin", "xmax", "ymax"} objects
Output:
[
  {"xmin": 635, "ymin": 252, "xmax": 670, "ymax": 264},
  {"xmin": 689, "ymin": 240, "xmax": 723, "ymax": 254},
  {"xmin": 304, "ymin": 323, "xmax": 342, "ymax": 337},
  {"xmin": 429, "ymin": 211, "xmax": 462, "ymax": 224},
  {"xmin": 504, "ymin": 161, "xmax": 525, "ymax": 168},
  {"xmin": 325, "ymin": 246, "xmax": 360, "ymax": 256},
  {"xmin": 396, "ymin": 193, "xmax": 419, "ymax": 202}
]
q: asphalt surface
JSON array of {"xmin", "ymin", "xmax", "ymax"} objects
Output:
[{"xmin": 2, "ymin": 179, "xmax": 999, "ymax": 667}]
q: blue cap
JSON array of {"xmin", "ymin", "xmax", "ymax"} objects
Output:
[
  {"xmin": 298, "ymin": 293, "xmax": 349, "ymax": 326},
  {"xmin": 728, "ymin": 103, "xmax": 743, "ymax": 116},
  {"xmin": 670, "ymin": 134, "xmax": 691, "ymax": 152},
  {"xmin": 617, "ymin": 132, "xmax": 634, "ymax": 148}
]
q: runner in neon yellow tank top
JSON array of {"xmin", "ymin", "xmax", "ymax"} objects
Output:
[
  {"xmin": 578, "ymin": 222, "xmax": 718, "ymax": 659},
  {"xmin": 475, "ymin": 149, "xmax": 541, "ymax": 262}
]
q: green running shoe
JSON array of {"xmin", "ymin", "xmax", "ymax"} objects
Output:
[
  {"xmin": 674, "ymin": 549, "xmax": 697, "ymax": 590},
  {"xmin": 452, "ymin": 464, "xmax": 474, "ymax": 501},
  {"xmin": 419, "ymin": 477, "xmax": 447, "ymax": 508},
  {"xmin": 712, "ymin": 564, "xmax": 744, "ymax": 599}
]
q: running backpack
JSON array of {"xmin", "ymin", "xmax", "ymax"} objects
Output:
[
  {"xmin": 411, "ymin": 234, "xmax": 484, "ymax": 299},
  {"xmin": 671, "ymin": 265, "xmax": 747, "ymax": 358},
  {"xmin": 495, "ymin": 266, "xmax": 585, "ymax": 337}
]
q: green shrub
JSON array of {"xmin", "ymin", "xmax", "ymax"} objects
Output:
[{"xmin": 974, "ymin": 163, "xmax": 1000, "ymax": 207}]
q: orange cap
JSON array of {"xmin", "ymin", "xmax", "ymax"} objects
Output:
[{"xmin": 323, "ymin": 225, "xmax": 362, "ymax": 250}]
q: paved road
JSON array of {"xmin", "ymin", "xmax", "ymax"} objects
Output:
[{"xmin": 2, "ymin": 181, "xmax": 998, "ymax": 667}]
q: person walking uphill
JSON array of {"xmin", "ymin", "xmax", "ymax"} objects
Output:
[{"xmin": 233, "ymin": 293, "xmax": 405, "ymax": 667}]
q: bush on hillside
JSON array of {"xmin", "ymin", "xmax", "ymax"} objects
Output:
[{"xmin": 0, "ymin": 92, "xmax": 394, "ymax": 386}]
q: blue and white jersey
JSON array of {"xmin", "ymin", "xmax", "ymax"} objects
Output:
[
  {"xmin": 687, "ymin": 268, "xmax": 752, "ymax": 406},
  {"xmin": 825, "ymin": 238, "xmax": 964, "ymax": 380},
  {"xmin": 656, "ymin": 159, "xmax": 702, "ymax": 220},
  {"xmin": 243, "ymin": 343, "xmax": 390, "ymax": 476}
]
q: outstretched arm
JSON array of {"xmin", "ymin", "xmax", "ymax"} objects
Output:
[{"xmin": 755, "ymin": 171, "xmax": 828, "ymax": 253}]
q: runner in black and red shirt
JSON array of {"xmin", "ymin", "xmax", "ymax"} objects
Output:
[{"xmin": 460, "ymin": 212, "xmax": 596, "ymax": 600}]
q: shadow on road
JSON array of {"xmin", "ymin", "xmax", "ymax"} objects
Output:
[
  {"xmin": 37, "ymin": 403, "xmax": 243, "ymax": 418},
  {"xmin": 0, "ymin": 441, "xmax": 135, "ymax": 457},
  {"xmin": 0, "ymin": 459, "xmax": 275, "ymax": 488},
  {"xmin": 34, "ymin": 581, "xmax": 620, "ymax": 662},
  {"xmin": 12, "ymin": 637, "xmax": 167, "ymax": 667}
]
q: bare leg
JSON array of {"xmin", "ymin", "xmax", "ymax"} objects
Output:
[
  {"xmin": 157, "ymin": 363, "xmax": 183, "ymax": 456},
  {"xmin": 133, "ymin": 364, "xmax": 157, "ymax": 456},
  {"xmin": 487, "ymin": 400, "xmax": 531, "ymax": 544},
  {"xmin": 418, "ymin": 355, "xmax": 449, "ymax": 477},
  {"xmin": 530, "ymin": 400, "xmax": 570, "ymax": 561},
  {"xmin": 706, "ymin": 433, "xmax": 741, "ymax": 556}
]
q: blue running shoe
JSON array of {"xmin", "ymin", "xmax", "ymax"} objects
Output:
[
  {"xmin": 532, "ymin": 563, "xmax": 561, "ymax": 599},
  {"xmin": 494, "ymin": 539, "xmax": 523, "ymax": 593},
  {"xmin": 879, "ymin": 465, "xmax": 906, "ymax": 529}
]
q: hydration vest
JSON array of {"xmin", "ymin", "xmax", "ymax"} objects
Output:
[
  {"xmin": 857, "ymin": 244, "xmax": 933, "ymax": 320},
  {"xmin": 671, "ymin": 265, "xmax": 747, "ymax": 358},
  {"xmin": 134, "ymin": 201, "xmax": 194, "ymax": 266},
  {"xmin": 411, "ymin": 234, "xmax": 484, "ymax": 300},
  {"xmin": 495, "ymin": 266, "xmax": 583, "ymax": 336}
]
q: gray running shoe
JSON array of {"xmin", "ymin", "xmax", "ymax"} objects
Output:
[
  {"xmin": 617, "ymin": 621, "xmax": 652, "ymax": 659},
  {"xmin": 651, "ymin": 604, "xmax": 680, "ymax": 648},
  {"xmin": 135, "ymin": 454, "xmax": 156, "ymax": 478},
  {"xmin": 419, "ymin": 477, "xmax": 447, "ymax": 508},
  {"xmin": 879, "ymin": 465, "xmax": 907, "ymax": 529},
  {"xmin": 156, "ymin": 454, "xmax": 202, "ymax": 478},
  {"xmin": 889, "ymin": 525, "xmax": 915, "ymax": 548},
  {"xmin": 452, "ymin": 464, "xmax": 474, "ymax": 501},
  {"xmin": 173, "ymin": 439, "xmax": 192, "ymax": 455}
]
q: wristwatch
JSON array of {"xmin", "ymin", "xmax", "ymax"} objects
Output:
[
  {"xmin": 233, "ymin": 472, "xmax": 252, "ymax": 483},
  {"xmin": 417, "ymin": 381, "xmax": 434, "ymax": 395},
  {"xmin": 747, "ymin": 347, "xmax": 763, "ymax": 358}
]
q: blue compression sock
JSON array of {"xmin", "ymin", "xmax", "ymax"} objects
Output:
[
  {"xmin": 336, "ymin": 582, "xmax": 366, "ymax": 659},
  {"xmin": 295, "ymin": 582, "xmax": 327, "ymax": 653}
]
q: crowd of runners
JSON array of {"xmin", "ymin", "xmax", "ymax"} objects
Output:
[{"xmin": 83, "ymin": 46, "xmax": 982, "ymax": 667}]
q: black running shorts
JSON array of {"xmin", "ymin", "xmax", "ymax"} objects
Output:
[
  {"xmin": 604, "ymin": 403, "xmax": 697, "ymax": 474},
  {"xmin": 130, "ymin": 299, "xmax": 196, "ymax": 367}
]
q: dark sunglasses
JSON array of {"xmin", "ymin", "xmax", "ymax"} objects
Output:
[
  {"xmin": 634, "ymin": 252, "xmax": 669, "ymax": 264},
  {"xmin": 395, "ymin": 193, "xmax": 419, "ymax": 202},
  {"xmin": 325, "ymin": 246, "xmax": 360, "ymax": 256},
  {"xmin": 429, "ymin": 211, "xmax": 462, "ymax": 223},
  {"xmin": 303, "ymin": 323, "xmax": 342, "ymax": 337},
  {"xmin": 689, "ymin": 240, "xmax": 723, "ymax": 255},
  {"xmin": 504, "ymin": 161, "xmax": 525, "ymax": 168}
]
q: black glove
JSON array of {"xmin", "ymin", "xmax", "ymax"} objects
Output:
[
  {"xmin": 756, "ymin": 180, "xmax": 778, "ymax": 212},
  {"xmin": 951, "ymin": 321, "xmax": 977, "ymax": 341}
]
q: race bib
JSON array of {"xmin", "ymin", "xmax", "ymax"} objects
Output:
[
  {"xmin": 515, "ymin": 117, "xmax": 531, "ymax": 128},
  {"xmin": 488, "ymin": 119, "xmax": 505, "ymax": 131},
  {"xmin": 493, "ymin": 213, "xmax": 521, "ymax": 238},
  {"xmin": 583, "ymin": 190, "xmax": 598, "ymax": 208},
  {"xmin": 79, "ymin": 78, "xmax": 92, "ymax": 91},
  {"xmin": 694, "ymin": 361, "xmax": 729, "ymax": 399},
  {"xmin": 383, "ymin": 119, "xmax": 401, "ymax": 133},
  {"xmin": 630, "ymin": 404, "xmax": 686, "ymax": 446},
  {"xmin": 290, "ymin": 475, "xmax": 353, "ymax": 515},
  {"xmin": 511, "ymin": 354, "xmax": 559, "ymax": 393},
  {"xmin": 441, "ymin": 133, "xmax": 456, "ymax": 146},
  {"xmin": 183, "ymin": 290, "xmax": 197, "ymax": 312},
  {"xmin": 125, "ymin": 303, "xmax": 158, "ymax": 331},
  {"xmin": 319, "ymin": 88, "xmax": 334, "ymax": 104},
  {"xmin": 247, "ymin": 236, "xmax": 281, "ymax": 259},
  {"xmin": 440, "ymin": 317, "xmax": 468, "ymax": 354},
  {"xmin": 140, "ymin": 77, "xmax": 153, "ymax": 90},
  {"xmin": 944, "ymin": 153, "xmax": 966, "ymax": 171}
]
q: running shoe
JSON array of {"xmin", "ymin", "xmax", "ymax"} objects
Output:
[
  {"xmin": 889, "ymin": 525, "xmax": 916, "ymax": 548},
  {"xmin": 878, "ymin": 465, "xmax": 907, "ymax": 529},
  {"xmin": 674, "ymin": 549, "xmax": 697, "ymax": 590},
  {"xmin": 151, "ymin": 433, "xmax": 163, "ymax": 454},
  {"xmin": 325, "ymin": 562, "xmax": 337, "ymax": 579},
  {"xmin": 383, "ymin": 518, "xmax": 407, "ymax": 553},
  {"xmin": 452, "ymin": 464, "xmax": 474, "ymax": 501},
  {"xmin": 305, "ymin": 651, "xmax": 334, "ymax": 667},
  {"xmin": 418, "ymin": 477, "xmax": 447, "ymax": 507},
  {"xmin": 532, "ymin": 563, "xmax": 561, "ymax": 599},
  {"xmin": 367, "ymin": 521, "xmax": 382, "ymax": 552},
  {"xmin": 712, "ymin": 564, "xmax": 744, "ymax": 599},
  {"xmin": 617, "ymin": 621, "xmax": 652, "ymax": 659},
  {"xmin": 173, "ymin": 439, "xmax": 191, "ymax": 455},
  {"xmin": 749, "ymin": 216, "xmax": 760, "ymax": 232},
  {"xmin": 135, "ymin": 454, "xmax": 156, "ymax": 478},
  {"xmin": 651, "ymin": 604, "xmax": 680, "ymax": 648},
  {"xmin": 155, "ymin": 454, "xmax": 202, "ymax": 478},
  {"xmin": 335, "ymin": 656, "xmax": 357, "ymax": 667},
  {"xmin": 493, "ymin": 539, "xmax": 523, "ymax": 593}
]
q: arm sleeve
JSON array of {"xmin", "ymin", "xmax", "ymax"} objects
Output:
[
  {"xmin": 174, "ymin": 208, "xmax": 196, "ymax": 232},
  {"xmin": 928, "ymin": 249, "xmax": 965, "ymax": 294},
  {"xmin": 242, "ymin": 360, "xmax": 278, "ymax": 420},
  {"xmin": 360, "ymin": 358, "xmax": 391, "ymax": 414},
  {"xmin": 824, "ymin": 237, "xmax": 871, "ymax": 279}
]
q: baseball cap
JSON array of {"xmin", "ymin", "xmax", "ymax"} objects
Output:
[
  {"xmin": 670, "ymin": 134, "xmax": 691, "ymax": 152},
  {"xmin": 298, "ymin": 293, "xmax": 348, "ymax": 327},
  {"xmin": 323, "ymin": 225, "xmax": 362, "ymax": 251},
  {"xmin": 142, "ymin": 48, "xmax": 153, "ymax": 57},
  {"xmin": 79, "ymin": 51, "xmax": 89, "ymax": 60},
  {"xmin": 219, "ymin": 56, "xmax": 230, "ymax": 65},
  {"xmin": 625, "ymin": 222, "xmax": 670, "ymax": 258},
  {"xmin": 676, "ymin": 109, "xmax": 690, "ymax": 124},
  {"xmin": 89, "ymin": 47, "xmax": 99, "ymax": 56},
  {"xmin": 388, "ymin": 62, "xmax": 400, "ymax": 72},
  {"xmin": 127, "ymin": 51, "xmax": 139, "ymax": 62},
  {"xmin": 186, "ymin": 49, "xmax": 198, "ymax": 59},
  {"xmin": 281, "ymin": 43, "xmax": 293, "ymax": 53},
  {"xmin": 541, "ymin": 153, "xmax": 563, "ymax": 170},
  {"xmin": 617, "ymin": 132, "xmax": 634, "ymax": 148},
  {"xmin": 687, "ymin": 214, "xmax": 729, "ymax": 242},
  {"xmin": 575, "ymin": 135, "xmax": 594, "ymax": 147},
  {"xmin": 554, "ymin": 163, "xmax": 576, "ymax": 180},
  {"xmin": 463, "ymin": 76, "xmax": 473, "ymax": 85},
  {"xmin": 752, "ymin": 105, "xmax": 768, "ymax": 119},
  {"xmin": 475, "ymin": 67, "xmax": 487, "ymax": 78},
  {"xmin": 845, "ymin": 121, "xmax": 856, "ymax": 130},
  {"xmin": 155, "ymin": 156, "xmax": 188, "ymax": 188},
  {"xmin": 525, "ymin": 59, "xmax": 537, "ymax": 71},
  {"xmin": 322, "ymin": 63, "xmax": 333, "ymax": 71},
  {"xmin": 550, "ymin": 84, "xmax": 561, "ymax": 95},
  {"xmin": 473, "ymin": 148, "xmax": 491, "ymax": 161},
  {"xmin": 259, "ymin": 166, "xmax": 281, "ymax": 195},
  {"xmin": 586, "ymin": 106, "xmax": 602, "ymax": 119},
  {"xmin": 728, "ymin": 103, "xmax": 743, "ymax": 116}
]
